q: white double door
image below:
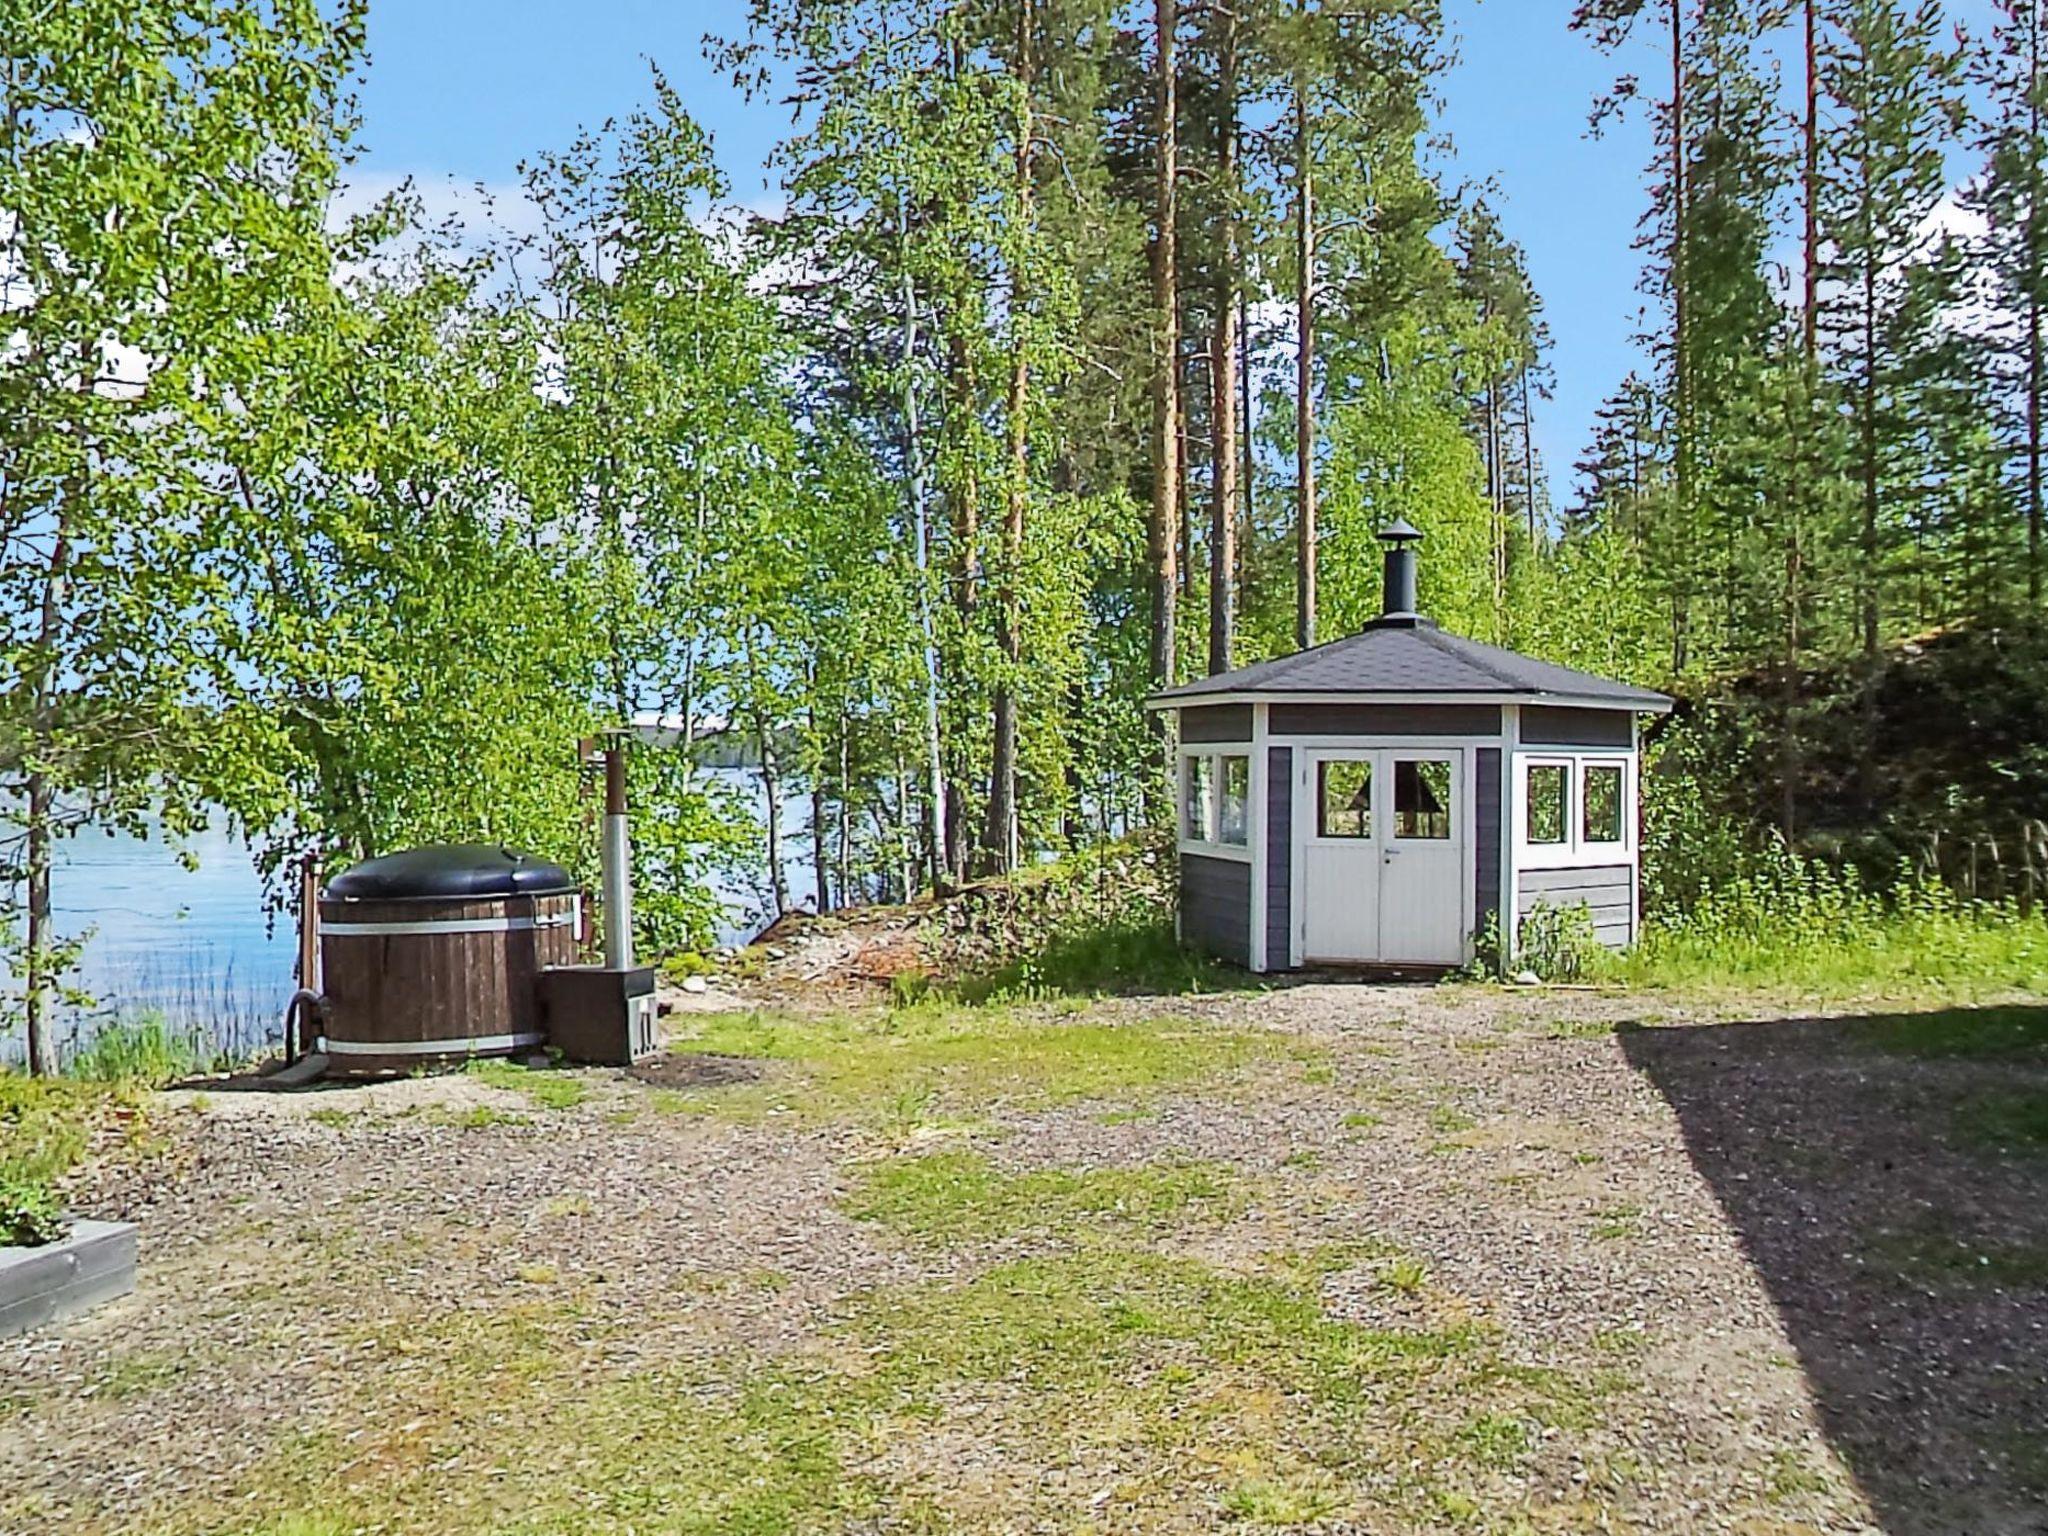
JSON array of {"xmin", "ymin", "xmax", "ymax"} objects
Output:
[{"xmin": 1299, "ymin": 748, "xmax": 1465, "ymax": 966}]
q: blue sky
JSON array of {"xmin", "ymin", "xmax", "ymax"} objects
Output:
[{"xmin": 352, "ymin": 1, "xmax": 1659, "ymax": 506}]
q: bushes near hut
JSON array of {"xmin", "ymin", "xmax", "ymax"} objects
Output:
[{"xmin": 929, "ymin": 835, "xmax": 1235, "ymax": 1001}]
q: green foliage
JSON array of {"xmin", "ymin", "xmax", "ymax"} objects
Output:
[
  {"xmin": 1515, "ymin": 903, "xmax": 1613, "ymax": 984},
  {"xmin": 1623, "ymin": 843, "xmax": 2048, "ymax": 996},
  {"xmin": 62, "ymin": 1017, "xmax": 204, "ymax": 1087},
  {"xmin": 0, "ymin": 1176, "xmax": 66, "ymax": 1248},
  {"xmin": 929, "ymin": 836, "xmax": 1235, "ymax": 1001},
  {"xmin": 0, "ymin": 1070, "xmax": 138, "ymax": 1247}
]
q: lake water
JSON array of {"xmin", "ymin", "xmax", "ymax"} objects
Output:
[{"xmin": 11, "ymin": 770, "xmax": 811, "ymax": 1066}]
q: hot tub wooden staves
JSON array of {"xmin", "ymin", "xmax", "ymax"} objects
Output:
[{"xmin": 315, "ymin": 845, "xmax": 581, "ymax": 1075}]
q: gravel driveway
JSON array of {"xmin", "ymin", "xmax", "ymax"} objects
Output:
[{"xmin": 4, "ymin": 982, "xmax": 2042, "ymax": 1535}]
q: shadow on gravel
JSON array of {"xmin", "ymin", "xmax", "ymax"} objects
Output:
[{"xmin": 1621, "ymin": 1005, "xmax": 2048, "ymax": 1536}]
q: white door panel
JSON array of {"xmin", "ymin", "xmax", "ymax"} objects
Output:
[
  {"xmin": 1378, "ymin": 753, "xmax": 1464, "ymax": 965},
  {"xmin": 1298, "ymin": 749, "xmax": 1465, "ymax": 967}
]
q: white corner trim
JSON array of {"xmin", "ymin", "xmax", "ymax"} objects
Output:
[{"xmin": 1501, "ymin": 705, "xmax": 1520, "ymax": 963}]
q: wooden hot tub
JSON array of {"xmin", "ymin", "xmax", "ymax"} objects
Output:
[{"xmin": 318, "ymin": 844, "xmax": 581, "ymax": 1075}]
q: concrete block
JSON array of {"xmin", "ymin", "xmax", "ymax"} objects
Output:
[{"xmin": 0, "ymin": 1220, "xmax": 137, "ymax": 1340}]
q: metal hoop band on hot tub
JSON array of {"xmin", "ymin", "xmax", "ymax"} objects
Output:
[{"xmin": 321, "ymin": 900, "xmax": 581, "ymax": 938}]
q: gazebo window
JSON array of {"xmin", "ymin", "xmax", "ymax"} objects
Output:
[
  {"xmin": 1183, "ymin": 756, "xmax": 1214, "ymax": 842},
  {"xmin": 1181, "ymin": 751, "xmax": 1250, "ymax": 850},
  {"xmin": 1527, "ymin": 763, "xmax": 1569, "ymax": 845},
  {"xmin": 1218, "ymin": 756, "xmax": 1250, "ymax": 846},
  {"xmin": 1582, "ymin": 763, "xmax": 1624, "ymax": 845},
  {"xmin": 1318, "ymin": 760, "xmax": 1372, "ymax": 839},
  {"xmin": 1394, "ymin": 760, "xmax": 1451, "ymax": 840}
]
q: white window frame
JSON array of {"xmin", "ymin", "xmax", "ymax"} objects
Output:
[
  {"xmin": 1178, "ymin": 746, "xmax": 1254, "ymax": 863},
  {"xmin": 1514, "ymin": 752, "xmax": 1636, "ymax": 871}
]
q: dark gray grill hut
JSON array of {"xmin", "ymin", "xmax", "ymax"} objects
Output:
[{"xmin": 1148, "ymin": 523, "xmax": 1673, "ymax": 972}]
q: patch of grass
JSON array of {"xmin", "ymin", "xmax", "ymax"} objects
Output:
[
  {"xmin": 854, "ymin": 1248, "xmax": 1485, "ymax": 1402},
  {"xmin": 427, "ymin": 1104, "xmax": 530, "ymax": 1130},
  {"xmin": 140, "ymin": 1238, "xmax": 1627, "ymax": 1536},
  {"xmin": 1376, "ymin": 1256, "xmax": 1430, "ymax": 1296},
  {"xmin": 1621, "ymin": 849, "xmax": 2048, "ymax": 1002},
  {"xmin": 841, "ymin": 1149, "xmax": 1238, "ymax": 1245},
  {"xmin": 1098, "ymin": 1107, "xmax": 1156, "ymax": 1126},
  {"xmin": 307, "ymin": 1106, "xmax": 357, "ymax": 1129},
  {"xmin": 1591, "ymin": 1203, "xmax": 1643, "ymax": 1241},
  {"xmin": 1454, "ymin": 1411, "xmax": 1532, "ymax": 1470},
  {"xmin": 63, "ymin": 1015, "xmax": 205, "ymax": 1085},
  {"xmin": 1547, "ymin": 1017, "xmax": 1620, "ymax": 1041},
  {"xmin": 464, "ymin": 1059, "xmax": 590, "ymax": 1110},
  {"xmin": 1592, "ymin": 1326, "xmax": 1648, "ymax": 1358},
  {"xmin": 1764, "ymin": 1449, "xmax": 1829, "ymax": 1501},
  {"xmin": 1864, "ymin": 1224, "xmax": 2048, "ymax": 1289},
  {"xmin": 89, "ymin": 1354, "xmax": 186, "ymax": 1402},
  {"xmin": 1959, "ymin": 1090, "xmax": 2048, "ymax": 1154},
  {"xmin": 664, "ymin": 1005, "xmax": 1299, "ymax": 1127},
  {"xmin": 1428, "ymin": 1105, "xmax": 1477, "ymax": 1136},
  {"xmin": 1339, "ymin": 1111, "xmax": 1382, "ymax": 1132},
  {"xmin": 1221, "ymin": 1472, "xmax": 1345, "ymax": 1523},
  {"xmin": 1856, "ymin": 1004, "xmax": 2048, "ymax": 1059},
  {"xmin": 1997, "ymin": 1428, "xmax": 2048, "ymax": 1494},
  {"xmin": 1278, "ymin": 1149, "xmax": 1322, "ymax": 1172}
]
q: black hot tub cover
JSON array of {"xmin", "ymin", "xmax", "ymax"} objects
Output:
[{"xmin": 325, "ymin": 844, "xmax": 577, "ymax": 902}]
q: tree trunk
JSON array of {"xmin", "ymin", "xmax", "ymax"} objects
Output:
[
  {"xmin": 2029, "ymin": 3, "xmax": 2044, "ymax": 616},
  {"xmin": 1293, "ymin": 28, "xmax": 1317, "ymax": 651},
  {"xmin": 837, "ymin": 726, "xmax": 853, "ymax": 905},
  {"xmin": 1208, "ymin": 0, "xmax": 1240, "ymax": 677},
  {"xmin": 945, "ymin": 328, "xmax": 980, "ymax": 881},
  {"xmin": 896, "ymin": 200, "xmax": 949, "ymax": 895},
  {"xmin": 1239, "ymin": 268, "xmax": 1255, "ymax": 605},
  {"xmin": 22, "ymin": 512, "xmax": 70, "ymax": 1077},
  {"xmin": 809, "ymin": 698, "xmax": 832, "ymax": 915},
  {"xmin": 1785, "ymin": 0, "xmax": 1819, "ymax": 840},
  {"xmin": 748, "ymin": 633, "xmax": 789, "ymax": 917},
  {"xmin": 23, "ymin": 772, "xmax": 56, "ymax": 1077},
  {"xmin": 1520, "ymin": 362, "xmax": 1538, "ymax": 541},
  {"xmin": 986, "ymin": 0, "xmax": 1034, "ymax": 873},
  {"xmin": 1669, "ymin": 0, "xmax": 1691, "ymax": 675},
  {"xmin": 1148, "ymin": 0, "xmax": 1181, "ymax": 695},
  {"xmin": 1803, "ymin": 0, "xmax": 1821, "ymax": 364}
]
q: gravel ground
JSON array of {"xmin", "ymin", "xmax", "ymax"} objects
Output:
[{"xmin": 4, "ymin": 981, "xmax": 2043, "ymax": 1535}]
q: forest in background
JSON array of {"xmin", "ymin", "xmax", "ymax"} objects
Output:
[{"xmin": 4, "ymin": 0, "xmax": 2045, "ymax": 1070}]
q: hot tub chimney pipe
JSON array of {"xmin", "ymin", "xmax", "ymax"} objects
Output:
[{"xmin": 602, "ymin": 740, "xmax": 633, "ymax": 970}]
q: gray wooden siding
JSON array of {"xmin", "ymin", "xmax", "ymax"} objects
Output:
[
  {"xmin": 1517, "ymin": 863, "xmax": 1634, "ymax": 949},
  {"xmin": 1181, "ymin": 704, "xmax": 1254, "ymax": 742},
  {"xmin": 1266, "ymin": 746, "xmax": 1292, "ymax": 968},
  {"xmin": 1270, "ymin": 703, "xmax": 1500, "ymax": 738},
  {"xmin": 1475, "ymin": 748, "xmax": 1502, "ymax": 934},
  {"xmin": 1181, "ymin": 852, "xmax": 1253, "ymax": 967},
  {"xmin": 1520, "ymin": 706, "xmax": 1633, "ymax": 748}
]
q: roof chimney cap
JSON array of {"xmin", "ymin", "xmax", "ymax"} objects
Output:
[{"xmin": 1379, "ymin": 517, "xmax": 1424, "ymax": 546}]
